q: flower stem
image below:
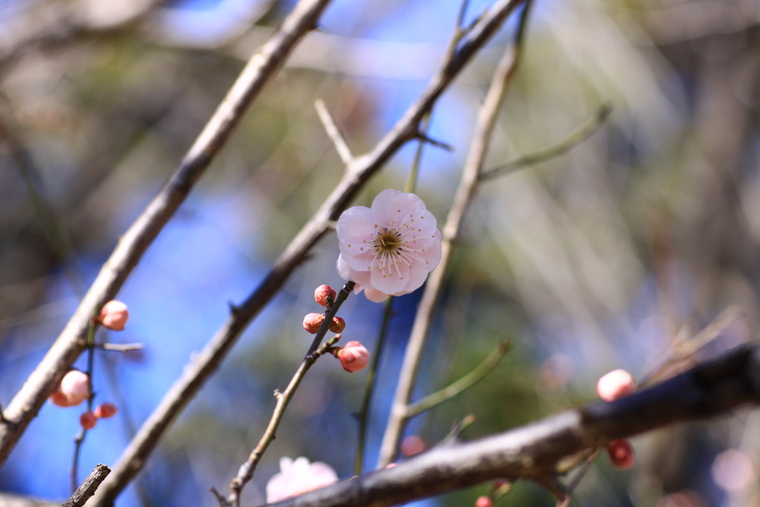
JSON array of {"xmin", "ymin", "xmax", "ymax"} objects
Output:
[
  {"xmin": 70, "ymin": 310, "xmax": 99, "ymax": 493},
  {"xmin": 354, "ymin": 296, "xmax": 394, "ymax": 475}
]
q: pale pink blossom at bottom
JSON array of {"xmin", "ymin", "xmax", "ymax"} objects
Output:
[
  {"xmin": 266, "ymin": 457, "xmax": 338, "ymax": 503},
  {"xmin": 475, "ymin": 496, "xmax": 493, "ymax": 507}
]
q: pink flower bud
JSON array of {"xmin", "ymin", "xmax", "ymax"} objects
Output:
[
  {"xmin": 80, "ymin": 411, "xmax": 97, "ymax": 430},
  {"xmin": 303, "ymin": 313, "xmax": 325, "ymax": 334},
  {"xmin": 596, "ymin": 369, "xmax": 636, "ymax": 402},
  {"xmin": 330, "ymin": 317, "xmax": 346, "ymax": 333},
  {"xmin": 49, "ymin": 370, "xmax": 90, "ymax": 407},
  {"xmin": 338, "ymin": 341, "xmax": 370, "ymax": 372},
  {"xmin": 99, "ymin": 300, "xmax": 129, "ymax": 331},
  {"xmin": 314, "ymin": 285, "xmax": 336, "ymax": 307},
  {"xmin": 94, "ymin": 402, "xmax": 118, "ymax": 419},
  {"xmin": 475, "ymin": 496, "xmax": 493, "ymax": 507},
  {"xmin": 607, "ymin": 439, "xmax": 635, "ymax": 469},
  {"xmin": 401, "ymin": 435, "xmax": 425, "ymax": 457}
]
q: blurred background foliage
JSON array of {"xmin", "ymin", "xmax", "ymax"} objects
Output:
[{"xmin": 1, "ymin": 0, "xmax": 759, "ymax": 506}]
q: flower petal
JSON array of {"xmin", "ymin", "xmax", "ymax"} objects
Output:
[
  {"xmin": 370, "ymin": 255, "xmax": 410, "ymax": 295},
  {"xmin": 364, "ymin": 287, "xmax": 389, "ymax": 302}
]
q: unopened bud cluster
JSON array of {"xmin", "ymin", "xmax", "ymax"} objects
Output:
[{"xmin": 303, "ymin": 285, "xmax": 370, "ymax": 373}]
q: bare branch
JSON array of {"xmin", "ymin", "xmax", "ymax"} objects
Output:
[
  {"xmin": 0, "ymin": 0, "xmax": 334, "ymax": 469},
  {"xmin": 315, "ymin": 99, "xmax": 354, "ymax": 164},
  {"xmin": 405, "ymin": 341, "xmax": 511, "ymax": 418},
  {"xmin": 479, "ymin": 104, "xmax": 611, "ymax": 181},
  {"xmin": 62, "ymin": 464, "xmax": 111, "ymax": 507},
  {"xmin": 226, "ymin": 283, "xmax": 353, "ymax": 506},
  {"xmin": 378, "ymin": 0, "xmax": 532, "ymax": 468},
  {"xmin": 270, "ymin": 344, "xmax": 760, "ymax": 507}
]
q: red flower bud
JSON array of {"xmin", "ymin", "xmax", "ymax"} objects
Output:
[
  {"xmin": 98, "ymin": 300, "xmax": 129, "ymax": 331},
  {"xmin": 597, "ymin": 369, "xmax": 636, "ymax": 402},
  {"xmin": 80, "ymin": 411, "xmax": 97, "ymax": 430},
  {"xmin": 49, "ymin": 370, "xmax": 90, "ymax": 408},
  {"xmin": 94, "ymin": 402, "xmax": 118, "ymax": 419},
  {"xmin": 330, "ymin": 316, "xmax": 346, "ymax": 333},
  {"xmin": 607, "ymin": 439, "xmax": 635, "ymax": 469},
  {"xmin": 314, "ymin": 285, "xmax": 336, "ymax": 307},
  {"xmin": 303, "ymin": 313, "xmax": 325, "ymax": 334},
  {"xmin": 338, "ymin": 341, "xmax": 370, "ymax": 372}
]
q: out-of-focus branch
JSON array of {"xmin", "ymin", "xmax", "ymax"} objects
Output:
[
  {"xmin": 479, "ymin": 104, "xmax": 610, "ymax": 181},
  {"xmin": 0, "ymin": 0, "xmax": 333, "ymax": 469},
  {"xmin": 315, "ymin": 99, "xmax": 354, "ymax": 165},
  {"xmin": 270, "ymin": 344, "xmax": 760, "ymax": 507},
  {"xmin": 378, "ymin": 0, "xmax": 532, "ymax": 468},
  {"xmin": 405, "ymin": 341, "xmax": 511, "ymax": 418},
  {"xmin": 87, "ymin": 0, "xmax": 527, "ymax": 504}
]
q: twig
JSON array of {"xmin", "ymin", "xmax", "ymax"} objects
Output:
[
  {"xmin": 405, "ymin": 341, "xmax": 511, "ymax": 418},
  {"xmin": 265, "ymin": 344, "xmax": 760, "ymax": 507},
  {"xmin": 95, "ymin": 343, "xmax": 144, "ymax": 352},
  {"xmin": 62, "ymin": 464, "xmax": 111, "ymax": 507},
  {"xmin": 315, "ymin": 99, "xmax": 354, "ymax": 164},
  {"xmin": 227, "ymin": 329, "xmax": 347, "ymax": 506},
  {"xmin": 378, "ymin": 0, "xmax": 532, "ymax": 468},
  {"xmin": 639, "ymin": 305, "xmax": 746, "ymax": 387},
  {"xmin": 556, "ymin": 449, "xmax": 601, "ymax": 507},
  {"xmin": 0, "ymin": 0, "xmax": 334, "ymax": 470},
  {"xmin": 479, "ymin": 104, "xmax": 611, "ymax": 181},
  {"xmin": 87, "ymin": 1, "xmax": 528, "ymax": 504}
]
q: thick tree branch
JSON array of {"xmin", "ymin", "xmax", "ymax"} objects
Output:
[
  {"xmin": 0, "ymin": 0, "xmax": 333, "ymax": 468},
  {"xmin": 270, "ymin": 344, "xmax": 760, "ymax": 507},
  {"xmin": 87, "ymin": 0, "xmax": 527, "ymax": 504}
]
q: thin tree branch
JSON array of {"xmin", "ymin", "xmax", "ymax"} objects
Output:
[
  {"xmin": 226, "ymin": 332, "xmax": 344, "ymax": 507},
  {"xmin": 86, "ymin": 1, "xmax": 528, "ymax": 504},
  {"xmin": 269, "ymin": 344, "xmax": 760, "ymax": 507},
  {"xmin": 315, "ymin": 99, "xmax": 354, "ymax": 165},
  {"xmin": 62, "ymin": 464, "xmax": 111, "ymax": 507},
  {"xmin": 226, "ymin": 281, "xmax": 354, "ymax": 506},
  {"xmin": 479, "ymin": 104, "xmax": 611, "ymax": 181},
  {"xmin": 378, "ymin": 0, "xmax": 532, "ymax": 468},
  {"xmin": 405, "ymin": 341, "xmax": 511, "ymax": 418},
  {"xmin": 0, "ymin": 0, "xmax": 334, "ymax": 470}
]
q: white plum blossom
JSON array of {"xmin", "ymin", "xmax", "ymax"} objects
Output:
[
  {"xmin": 266, "ymin": 456, "xmax": 339, "ymax": 503},
  {"xmin": 336, "ymin": 189, "xmax": 442, "ymax": 302}
]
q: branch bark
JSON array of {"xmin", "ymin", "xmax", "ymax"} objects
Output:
[
  {"xmin": 0, "ymin": 0, "xmax": 334, "ymax": 468},
  {"xmin": 270, "ymin": 344, "xmax": 760, "ymax": 507}
]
